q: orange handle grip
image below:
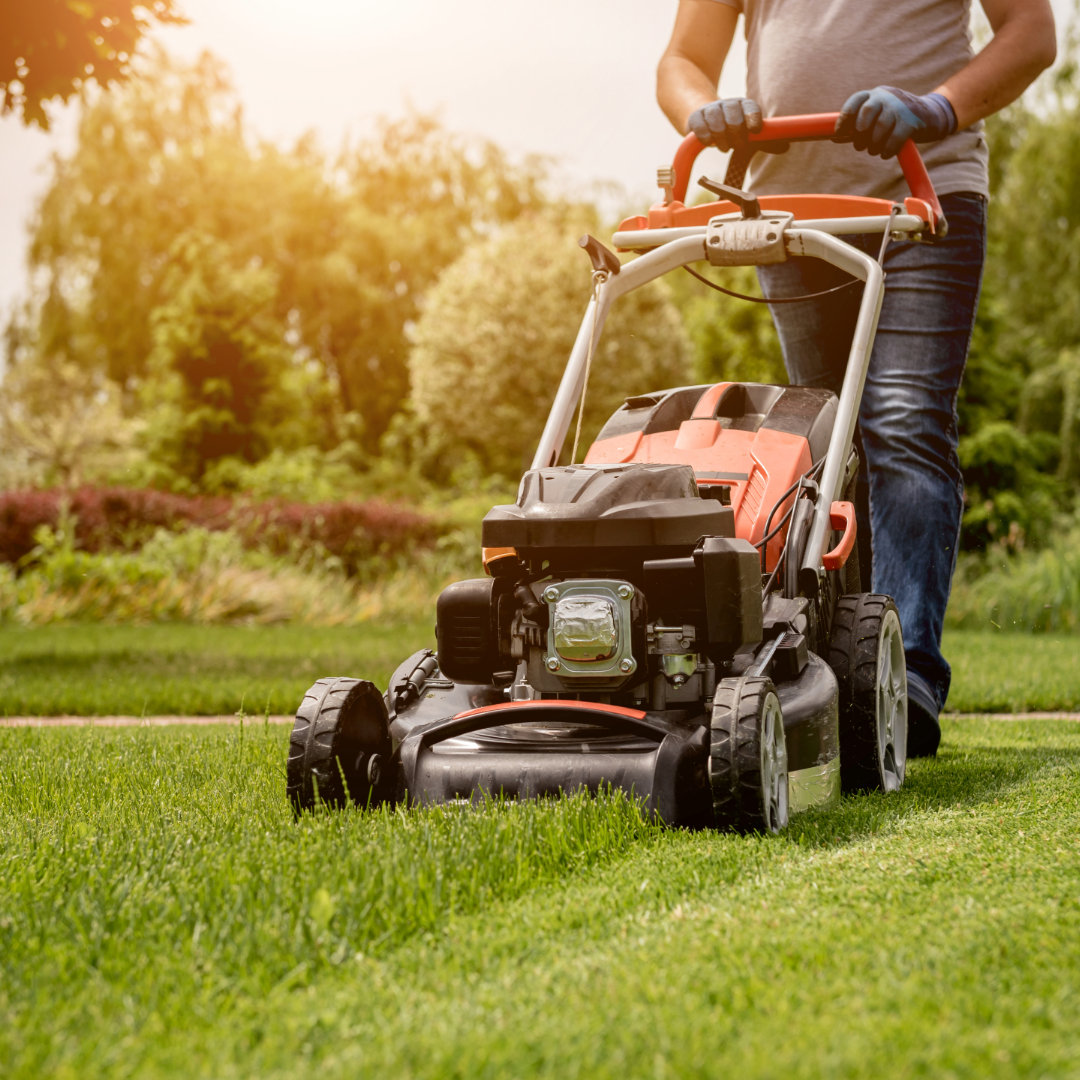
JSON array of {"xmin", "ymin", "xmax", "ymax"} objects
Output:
[
  {"xmin": 822, "ymin": 501, "xmax": 857, "ymax": 571},
  {"xmin": 670, "ymin": 113, "xmax": 943, "ymax": 227}
]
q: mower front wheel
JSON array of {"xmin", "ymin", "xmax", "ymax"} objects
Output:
[
  {"xmin": 828, "ymin": 594, "xmax": 908, "ymax": 793},
  {"xmin": 708, "ymin": 676, "xmax": 789, "ymax": 833},
  {"xmin": 286, "ymin": 677, "xmax": 395, "ymax": 814}
]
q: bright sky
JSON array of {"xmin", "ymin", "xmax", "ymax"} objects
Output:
[
  {"xmin": 0, "ymin": 0, "xmax": 748, "ymax": 319},
  {"xmin": 0, "ymin": 0, "xmax": 1072, "ymax": 320}
]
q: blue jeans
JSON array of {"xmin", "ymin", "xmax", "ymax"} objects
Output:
[{"xmin": 758, "ymin": 193, "xmax": 987, "ymax": 718}]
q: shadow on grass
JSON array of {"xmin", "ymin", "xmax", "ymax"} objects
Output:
[{"xmin": 782, "ymin": 739, "xmax": 1080, "ymax": 851}]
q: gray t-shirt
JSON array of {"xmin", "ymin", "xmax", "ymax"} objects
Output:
[{"xmin": 710, "ymin": 0, "xmax": 989, "ymax": 200}]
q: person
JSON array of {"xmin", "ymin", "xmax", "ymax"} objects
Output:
[{"xmin": 657, "ymin": 0, "xmax": 1057, "ymax": 756}]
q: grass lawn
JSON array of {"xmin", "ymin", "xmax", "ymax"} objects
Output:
[
  {"xmin": 0, "ymin": 624, "xmax": 1078, "ymax": 716},
  {"xmin": 944, "ymin": 631, "xmax": 1080, "ymax": 713},
  {"xmin": 0, "ymin": 623, "xmax": 434, "ymax": 717},
  {"xmin": 1, "ymin": 718, "xmax": 1077, "ymax": 1077}
]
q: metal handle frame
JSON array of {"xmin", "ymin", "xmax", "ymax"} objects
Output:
[{"xmin": 530, "ymin": 226, "xmax": 884, "ymax": 584}]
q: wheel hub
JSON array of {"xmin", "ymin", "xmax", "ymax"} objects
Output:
[{"xmin": 876, "ymin": 610, "xmax": 907, "ymax": 791}]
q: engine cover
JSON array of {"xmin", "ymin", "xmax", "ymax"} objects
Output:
[{"xmin": 482, "ymin": 463, "xmax": 733, "ymax": 563}]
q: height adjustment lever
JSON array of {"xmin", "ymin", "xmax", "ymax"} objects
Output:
[
  {"xmin": 578, "ymin": 235, "xmax": 621, "ymax": 276},
  {"xmin": 698, "ymin": 176, "xmax": 761, "ymax": 220}
]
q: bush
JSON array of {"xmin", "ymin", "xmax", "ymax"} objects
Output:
[
  {"xmin": 0, "ymin": 487, "xmax": 437, "ymax": 577},
  {"xmin": 0, "ymin": 506, "xmax": 481, "ymax": 627},
  {"xmin": 957, "ymin": 420, "xmax": 1062, "ymax": 550},
  {"xmin": 0, "ymin": 352, "xmax": 141, "ymax": 489},
  {"xmin": 409, "ymin": 212, "xmax": 692, "ymax": 480},
  {"xmin": 947, "ymin": 529, "xmax": 1080, "ymax": 633},
  {"xmin": 0, "ymin": 524, "xmax": 363, "ymax": 626}
]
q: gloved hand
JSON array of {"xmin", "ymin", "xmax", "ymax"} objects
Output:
[
  {"xmin": 687, "ymin": 97, "xmax": 763, "ymax": 152},
  {"xmin": 835, "ymin": 86, "xmax": 957, "ymax": 159}
]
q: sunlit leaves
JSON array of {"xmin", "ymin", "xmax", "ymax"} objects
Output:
[{"xmin": 0, "ymin": 0, "xmax": 187, "ymax": 128}]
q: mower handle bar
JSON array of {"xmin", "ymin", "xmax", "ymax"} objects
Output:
[
  {"xmin": 671, "ymin": 113, "xmax": 943, "ymax": 227},
  {"xmin": 531, "ymin": 227, "xmax": 885, "ymax": 589}
]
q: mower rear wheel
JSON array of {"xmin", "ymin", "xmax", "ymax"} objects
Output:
[
  {"xmin": 828, "ymin": 594, "xmax": 907, "ymax": 793},
  {"xmin": 286, "ymin": 677, "xmax": 394, "ymax": 814},
  {"xmin": 708, "ymin": 676, "xmax": 789, "ymax": 833}
]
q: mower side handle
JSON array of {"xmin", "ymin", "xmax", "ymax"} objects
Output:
[{"xmin": 670, "ymin": 114, "xmax": 943, "ymax": 231}]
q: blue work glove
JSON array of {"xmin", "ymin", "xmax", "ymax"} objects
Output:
[
  {"xmin": 688, "ymin": 97, "xmax": 763, "ymax": 152},
  {"xmin": 835, "ymin": 86, "xmax": 958, "ymax": 159}
]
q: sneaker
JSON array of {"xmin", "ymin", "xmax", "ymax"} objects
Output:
[{"xmin": 907, "ymin": 698, "xmax": 941, "ymax": 758}]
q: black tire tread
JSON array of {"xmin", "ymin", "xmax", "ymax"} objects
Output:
[
  {"xmin": 286, "ymin": 676, "xmax": 393, "ymax": 814},
  {"xmin": 828, "ymin": 593, "xmax": 900, "ymax": 792},
  {"xmin": 709, "ymin": 675, "xmax": 781, "ymax": 832}
]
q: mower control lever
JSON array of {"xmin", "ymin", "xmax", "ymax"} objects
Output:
[
  {"xmin": 579, "ymin": 234, "xmax": 622, "ymax": 276},
  {"xmin": 698, "ymin": 177, "xmax": 761, "ymax": 219}
]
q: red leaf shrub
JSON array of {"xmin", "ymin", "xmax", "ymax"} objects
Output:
[{"xmin": 0, "ymin": 487, "xmax": 438, "ymax": 574}]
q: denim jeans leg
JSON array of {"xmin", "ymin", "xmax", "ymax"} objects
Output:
[{"xmin": 757, "ymin": 193, "xmax": 987, "ymax": 715}]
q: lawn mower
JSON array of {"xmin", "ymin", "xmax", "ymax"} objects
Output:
[{"xmin": 287, "ymin": 113, "xmax": 940, "ymax": 832}]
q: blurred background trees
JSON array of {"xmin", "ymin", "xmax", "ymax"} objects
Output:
[
  {"xmin": 8, "ymin": 50, "xmax": 547, "ymax": 487},
  {"xmin": 956, "ymin": 58, "xmax": 1080, "ymax": 551},
  {"xmin": 409, "ymin": 211, "xmax": 690, "ymax": 480},
  {"xmin": 3, "ymin": 37, "xmax": 1080, "ymax": 575}
]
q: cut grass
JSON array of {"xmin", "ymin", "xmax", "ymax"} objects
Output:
[
  {"xmin": 1, "ymin": 719, "xmax": 1077, "ymax": 1077},
  {"xmin": 943, "ymin": 630, "xmax": 1080, "ymax": 713},
  {"xmin": 0, "ymin": 623, "xmax": 432, "ymax": 717},
  {"xmin": 1, "ymin": 625, "xmax": 1079, "ymax": 717}
]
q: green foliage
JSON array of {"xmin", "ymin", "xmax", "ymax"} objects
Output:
[
  {"xmin": 981, "ymin": 107, "xmax": 1080, "ymax": 371},
  {"xmin": 1, "ymin": 720, "xmax": 1079, "ymax": 1075},
  {"xmin": 665, "ymin": 263, "xmax": 787, "ymax": 385},
  {"xmin": 410, "ymin": 212, "xmax": 692, "ymax": 480},
  {"xmin": 958, "ymin": 69, "xmax": 1080, "ymax": 551},
  {"xmin": 947, "ymin": 519, "xmax": 1080, "ymax": 633},
  {"xmin": 0, "ymin": 0, "xmax": 186, "ymax": 128},
  {"xmin": 19, "ymin": 50, "xmax": 545, "ymax": 459},
  {"xmin": 956, "ymin": 420, "xmax": 1061, "ymax": 549},
  {"xmin": 0, "ymin": 516, "xmax": 368, "ymax": 626},
  {"xmin": 140, "ymin": 234, "xmax": 318, "ymax": 484},
  {"xmin": 0, "ymin": 485, "xmax": 493, "ymax": 627},
  {"xmin": 0, "ymin": 350, "xmax": 139, "ymax": 488}
]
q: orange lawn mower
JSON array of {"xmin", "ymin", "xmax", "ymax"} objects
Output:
[{"xmin": 286, "ymin": 114, "xmax": 945, "ymax": 833}]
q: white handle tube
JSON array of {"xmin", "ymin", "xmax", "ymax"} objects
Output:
[
  {"xmin": 530, "ymin": 235, "xmax": 707, "ymax": 470},
  {"xmin": 784, "ymin": 230, "xmax": 885, "ymax": 580},
  {"xmin": 531, "ymin": 293, "xmax": 604, "ymax": 470}
]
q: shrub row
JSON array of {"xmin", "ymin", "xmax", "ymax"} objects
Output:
[{"xmin": 0, "ymin": 487, "xmax": 438, "ymax": 576}]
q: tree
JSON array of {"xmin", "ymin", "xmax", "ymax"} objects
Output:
[
  {"xmin": 0, "ymin": 350, "xmax": 137, "ymax": 488},
  {"xmin": 18, "ymin": 50, "xmax": 545, "ymax": 455},
  {"xmin": 1, "ymin": 0, "xmax": 185, "ymax": 129},
  {"xmin": 140, "ymin": 233, "xmax": 316, "ymax": 486},
  {"xmin": 667, "ymin": 265, "xmax": 786, "ymax": 387},
  {"xmin": 409, "ymin": 212, "xmax": 693, "ymax": 481},
  {"xmin": 955, "ymin": 58, "xmax": 1080, "ymax": 550}
]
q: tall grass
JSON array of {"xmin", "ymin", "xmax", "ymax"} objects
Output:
[
  {"xmin": 947, "ymin": 528, "xmax": 1080, "ymax": 632},
  {"xmin": 0, "ymin": 517, "xmax": 484, "ymax": 626},
  {"xmin": 3, "ymin": 720, "xmax": 1079, "ymax": 1077},
  {"xmin": 0, "ymin": 725, "xmax": 660, "ymax": 1007}
]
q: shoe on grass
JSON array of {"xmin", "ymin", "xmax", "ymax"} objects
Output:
[{"xmin": 907, "ymin": 698, "xmax": 941, "ymax": 758}]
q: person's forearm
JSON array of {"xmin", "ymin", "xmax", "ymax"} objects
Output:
[
  {"xmin": 936, "ymin": 1, "xmax": 1056, "ymax": 129},
  {"xmin": 657, "ymin": 54, "xmax": 723, "ymax": 135},
  {"xmin": 657, "ymin": 0, "xmax": 739, "ymax": 134}
]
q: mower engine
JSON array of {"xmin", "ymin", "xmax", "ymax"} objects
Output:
[{"xmin": 437, "ymin": 462, "xmax": 763, "ymax": 710}]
